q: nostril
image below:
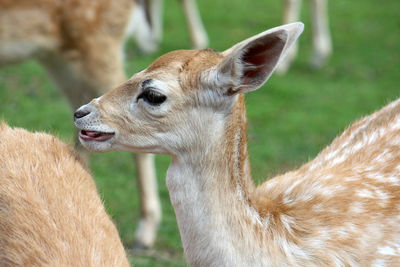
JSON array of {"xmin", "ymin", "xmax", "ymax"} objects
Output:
[{"xmin": 74, "ymin": 109, "xmax": 90, "ymax": 119}]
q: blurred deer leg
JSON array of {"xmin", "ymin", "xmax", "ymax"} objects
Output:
[
  {"xmin": 276, "ymin": 0, "xmax": 302, "ymax": 74},
  {"xmin": 310, "ymin": 0, "xmax": 332, "ymax": 68},
  {"xmin": 181, "ymin": 0, "xmax": 209, "ymax": 49},
  {"xmin": 149, "ymin": 0, "xmax": 164, "ymax": 45},
  {"xmin": 133, "ymin": 153, "xmax": 161, "ymax": 249},
  {"xmin": 130, "ymin": 0, "xmax": 163, "ymax": 53}
]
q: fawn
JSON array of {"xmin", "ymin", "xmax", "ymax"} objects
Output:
[
  {"xmin": 75, "ymin": 22, "xmax": 400, "ymax": 266},
  {"xmin": 0, "ymin": 123, "xmax": 129, "ymax": 266}
]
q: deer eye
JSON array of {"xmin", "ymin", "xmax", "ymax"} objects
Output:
[{"xmin": 137, "ymin": 89, "xmax": 167, "ymax": 106}]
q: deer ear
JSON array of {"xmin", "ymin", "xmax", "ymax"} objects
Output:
[{"xmin": 207, "ymin": 22, "xmax": 304, "ymax": 95}]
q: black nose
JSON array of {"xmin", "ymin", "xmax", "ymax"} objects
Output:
[{"xmin": 74, "ymin": 109, "xmax": 90, "ymax": 120}]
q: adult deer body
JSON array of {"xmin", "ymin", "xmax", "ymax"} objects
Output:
[
  {"xmin": 0, "ymin": 123, "xmax": 129, "ymax": 266},
  {"xmin": 0, "ymin": 0, "xmax": 161, "ymax": 248},
  {"xmin": 75, "ymin": 23, "xmax": 400, "ymax": 266}
]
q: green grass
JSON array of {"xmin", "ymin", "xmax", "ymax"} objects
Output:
[{"xmin": 1, "ymin": 0, "xmax": 399, "ymax": 265}]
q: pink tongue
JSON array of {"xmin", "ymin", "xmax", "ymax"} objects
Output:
[{"xmin": 86, "ymin": 131, "xmax": 100, "ymax": 137}]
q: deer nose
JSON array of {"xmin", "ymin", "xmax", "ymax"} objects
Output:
[{"xmin": 74, "ymin": 108, "xmax": 90, "ymax": 120}]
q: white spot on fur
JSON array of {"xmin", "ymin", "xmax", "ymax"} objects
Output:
[
  {"xmin": 375, "ymin": 149, "xmax": 391, "ymax": 163},
  {"xmin": 349, "ymin": 202, "xmax": 365, "ymax": 214},
  {"xmin": 334, "ymin": 227, "xmax": 349, "ymax": 239},
  {"xmin": 284, "ymin": 179, "xmax": 302, "ymax": 196},
  {"xmin": 312, "ymin": 203, "xmax": 324, "ymax": 213},
  {"xmin": 318, "ymin": 229, "xmax": 332, "ymax": 241},
  {"xmin": 280, "ymin": 215, "xmax": 295, "ymax": 233},
  {"xmin": 319, "ymin": 187, "xmax": 335, "ymax": 197},
  {"xmin": 345, "ymin": 176, "xmax": 361, "ymax": 182},
  {"xmin": 356, "ymin": 189, "xmax": 374, "ymax": 198},
  {"xmin": 367, "ymin": 131, "xmax": 379, "ymax": 144},
  {"xmin": 321, "ymin": 174, "xmax": 334, "ymax": 180},
  {"xmin": 330, "ymin": 154, "xmax": 347, "ymax": 166},
  {"xmin": 245, "ymin": 205, "xmax": 263, "ymax": 227},
  {"xmin": 351, "ymin": 141, "xmax": 364, "ymax": 152},
  {"xmin": 275, "ymin": 235, "xmax": 311, "ymax": 262},
  {"xmin": 378, "ymin": 246, "xmax": 397, "ymax": 256},
  {"xmin": 344, "ymin": 113, "xmax": 377, "ymax": 146},
  {"xmin": 283, "ymin": 195, "xmax": 294, "ymax": 205},
  {"xmin": 365, "ymin": 165, "xmax": 375, "ymax": 172},
  {"xmin": 263, "ymin": 213, "xmax": 271, "ymax": 229},
  {"xmin": 308, "ymin": 161, "xmax": 321, "ymax": 171},
  {"xmin": 376, "ymin": 189, "xmax": 390, "ymax": 205},
  {"xmin": 264, "ymin": 178, "xmax": 279, "ymax": 191},
  {"xmin": 372, "ymin": 259, "xmax": 386, "ymax": 267},
  {"xmin": 297, "ymin": 192, "xmax": 314, "ymax": 203},
  {"xmin": 382, "ymin": 175, "xmax": 397, "ymax": 186},
  {"xmin": 324, "ymin": 150, "xmax": 338, "ymax": 161},
  {"xmin": 390, "ymin": 118, "xmax": 400, "ymax": 131},
  {"xmin": 371, "ymin": 173, "xmax": 385, "ymax": 181},
  {"xmin": 344, "ymin": 222, "xmax": 358, "ymax": 234},
  {"xmin": 390, "ymin": 138, "xmax": 400, "ymax": 146},
  {"xmin": 318, "ymin": 184, "xmax": 345, "ymax": 197}
]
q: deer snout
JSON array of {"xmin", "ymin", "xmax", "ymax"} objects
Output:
[{"xmin": 74, "ymin": 106, "xmax": 91, "ymax": 121}]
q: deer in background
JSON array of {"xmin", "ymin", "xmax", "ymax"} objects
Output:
[
  {"xmin": 0, "ymin": 123, "xmax": 129, "ymax": 266},
  {"xmin": 277, "ymin": 0, "xmax": 332, "ymax": 73},
  {"xmin": 0, "ymin": 0, "xmax": 205, "ymax": 250},
  {"xmin": 0, "ymin": 0, "xmax": 161, "ymax": 249},
  {"xmin": 135, "ymin": 0, "xmax": 331, "ymax": 74},
  {"xmin": 75, "ymin": 22, "xmax": 400, "ymax": 265}
]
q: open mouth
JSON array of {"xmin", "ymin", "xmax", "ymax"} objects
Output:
[{"xmin": 79, "ymin": 130, "xmax": 115, "ymax": 142}]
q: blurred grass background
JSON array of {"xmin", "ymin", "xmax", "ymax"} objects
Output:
[{"xmin": 0, "ymin": 0, "xmax": 399, "ymax": 265}]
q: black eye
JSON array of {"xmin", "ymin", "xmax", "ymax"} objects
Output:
[{"xmin": 137, "ymin": 89, "xmax": 167, "ymax": 106}]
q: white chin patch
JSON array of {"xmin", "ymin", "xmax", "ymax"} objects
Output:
[{"xmin": 80, "ymin": 138, "xmax": 114, "ymax": 152}]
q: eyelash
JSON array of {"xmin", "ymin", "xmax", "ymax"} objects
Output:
[{"xmin": 137, "ymin": 89, "xmax": 167, "ymax": 106}]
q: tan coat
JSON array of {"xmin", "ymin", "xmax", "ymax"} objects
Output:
[{"xmin": 0, "ymin": 123, "xmax": 129, "ymax": 266}]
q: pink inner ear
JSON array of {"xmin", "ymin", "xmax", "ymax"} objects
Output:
[{"xmin": 242, "ymin": 30, "xmax": 287, "ymax": 83}]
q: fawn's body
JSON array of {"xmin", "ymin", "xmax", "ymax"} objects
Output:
[
  {"xmin": 75, "ymin": 22, "xmax": 399, "ymax": 266},
  {"xmin": 0, "ymin": 123, "xmax": 129, "ymax": 266}
]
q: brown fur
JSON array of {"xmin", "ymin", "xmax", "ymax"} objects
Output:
[
  {"xmin": 0, "ymin": 123, "xmax": 129, "ymax": 266},
  {"xmin": 147, "ymin": 49, "xmax": 222, "ymax": 77},
  {"xmin": 0, "ymin": 0, "xmax": 133, "ymax": 119}
]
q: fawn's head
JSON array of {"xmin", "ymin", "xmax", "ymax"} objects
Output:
[{"xmin": 74, "ymin": 23, "xmax": 303, "ymax": 155}]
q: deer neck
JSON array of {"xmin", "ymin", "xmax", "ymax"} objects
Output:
[{"xmin": 166, "ymin": 95, "xmax": 260, "ymax": 265}]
